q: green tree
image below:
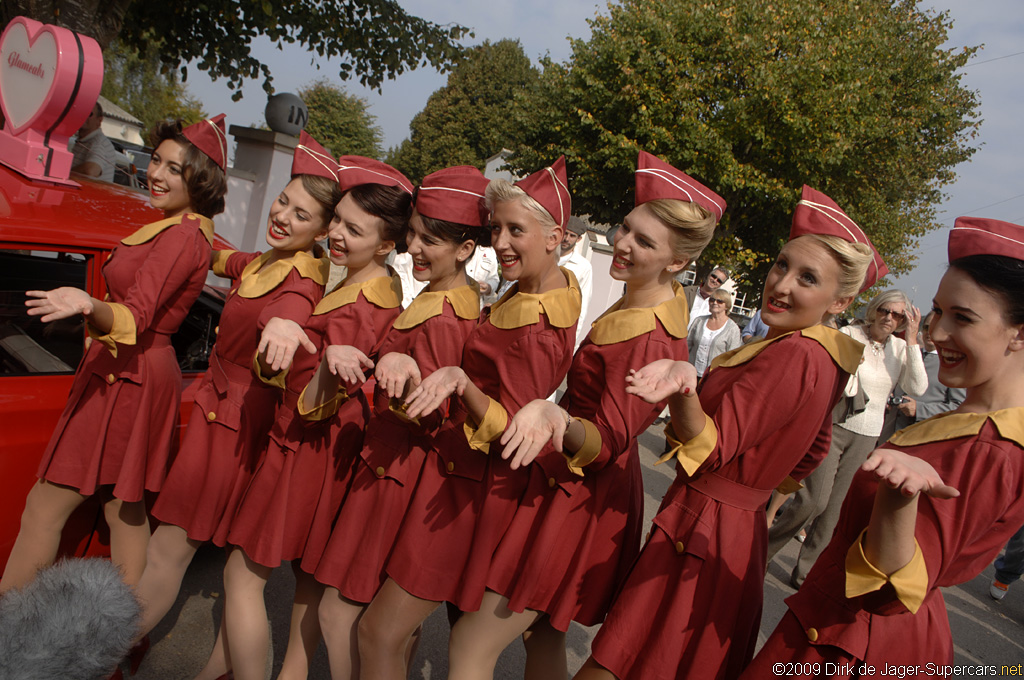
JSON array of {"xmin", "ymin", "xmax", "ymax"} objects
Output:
[
  {"xmin": 3, "ymin": 1, "xmax": 468, "ymax": 98},
  {"xmin": 512, "ymin": 0, "xmax": 980, "ymax": 294},
  {"xmin": 101, "ymin": 40, "xmax": 206, "ymax": 138},
  {"xmin": 297, "ymin": 79, "xmax": 382, "ymax": 158},
  {"xmin": 387, "ymin": 39, "xmax": 539, "ymax": 181}
]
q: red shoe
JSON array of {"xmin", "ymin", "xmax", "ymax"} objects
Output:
[{"xmin": 128, "ymin": 635, "xmax": 150, "ymax": 675}]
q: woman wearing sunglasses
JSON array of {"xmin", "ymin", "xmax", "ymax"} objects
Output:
[{"xmin": 768, "ymin": 289, "xmax": 929, "ymax": 587}]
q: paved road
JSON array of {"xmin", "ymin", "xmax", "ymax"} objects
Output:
[{"xmin": 135, "ymin": 425, "xmax": 1024, "ymax": 679}]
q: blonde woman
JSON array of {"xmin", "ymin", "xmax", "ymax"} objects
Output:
[{"xmin": 687, "ymin": 288, "xmax": 742, "ymax": 376}]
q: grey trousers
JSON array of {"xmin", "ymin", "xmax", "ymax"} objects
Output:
[{"xmin": 766, "ymin": 424, "xmax": 878, "ymax": 586}]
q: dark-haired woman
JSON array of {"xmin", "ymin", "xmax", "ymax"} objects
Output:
[
  {"xmin": 311, "ymin": 166, "xmax": 490, "ymax": 680},
  {"xmin": 741, "ymin": 217, "xmax": 1024, "ymax": 677},
  {"xmin": 219, "ymin": 158, "xmax": 412, "ymax": 680},
  {"xmin": 2, "ymin": 115, "xmax": 229, "ymax": 594}
]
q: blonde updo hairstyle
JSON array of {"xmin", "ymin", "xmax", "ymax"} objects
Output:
[
  {"xmin": 797, "ymin": 234, "xmax": 874, "ymax": 300},
  {"xmin": 644, "ymin": 199, "xmax": 718, "ymax": 263},
  {"xmin": 299, "ymin": 174, "xmax": 344, "ymax": 227},
  {"xmin": 485, "ymin": 179, "xmax": 558, "ymax": 234}
]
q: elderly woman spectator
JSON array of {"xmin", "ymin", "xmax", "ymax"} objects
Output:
[
  {"xmin": 687, "ymin": 288, "xmax": 741, "ymax": 377},
  {"xmin": 767, "ymin": 288, "xmax": 928, "ymax": 586}
]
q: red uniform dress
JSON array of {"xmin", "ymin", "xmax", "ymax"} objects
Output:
[
  {"xmin": 38, "ymin": 214, "xmax": 214, "ymax": 501},
  {"xmin": 590, "ymin": 326, "xmax": 864, "ymax": 680},
  {"xmin": 742, "ymin": 409, "xmax": 1024, "ymax": 678},
  {"xmin": 385, "ymin": 269, "xmax": 581, "ymax": 612},
  {"xmin": 225, "ymin": 274, "xmax": 402, "ymax": 570},
  {"xmin": 151, "ymin": 249, "xmax": 327, "ymax": 545},
  {"xmin": 310, "ymin": 285, "xmax": 480, "ymax": 601},
  {"xmin": 487, "ymin": 283, "xmax": 690, "ymax": 631}
]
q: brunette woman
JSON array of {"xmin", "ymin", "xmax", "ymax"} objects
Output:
[
  {"xmin": 741, "ymin": 217, "xmax": 1024, "ymax": 677},
  {"xmin": 3, "ymin": 115, "xmax": 229, "ymax": 594},
  {"xmin": 444, "ymin": 152, "xmax": 724, "ymax": 680},
  {"xmin": 131, "ymin": 132, "xmax": 340, "ymax": 679},
  {"xmin": 219, "ymin": 157, "xmax": 411, "ymax": 680},
  {"xmin": 575, "ymin": 186, "xmax": 882, "ymax": 680},
  {"xmin": 357, "ymin": 158, "xmax": 580, "ymax": 680},
  {"xmin": 312, "ymin": 166, "xmax": 490, "ymax": 680}
]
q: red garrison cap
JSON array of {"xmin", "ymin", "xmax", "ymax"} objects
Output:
[
  {"xmin": 182, "ymin": 114, "xmax": 228, "ymax": 171},
  {"xmin": 515, "ymin": 156, "xmax": 571, "ymax": 228},
  {"xmin": 415, "ymin": 166, "xmax": 490, "ymax": 227},
  {"xmin": 336, "ymin": 155, "xmax": 413, "ymax": 194},
  {"xmin": 292, "ymin": 131, "xmax": 338, "ymax": 181},
  {"xmin": 949, "ymin": 216, "xmax": 1024, "ymax": 262},
  {"xmin": 790, "ymin": 185, "xmax": 888, "ymax": 293},
  {"xmin": 635, "ymin": 151, "xmax": 726, "ymax": 222}
]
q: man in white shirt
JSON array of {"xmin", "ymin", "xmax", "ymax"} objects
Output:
[
  {"xmin": 70, "ymin": 103, "xmax": 118, "ymax": 183},
  {"xmin": 466, "ymin": 245, "xmax": 501, "ymax": 307},
  {"xmin": 683, "ymin": 266, "xmax": 728, "ymax": 320},
  {"xmin": 559, "ymin": 217, "xmax": 593, "ymax": 348}
]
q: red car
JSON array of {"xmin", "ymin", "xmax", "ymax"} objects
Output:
[{"xmin": 0, "ymin": 164, "xmax": 231, "ymax": 569}]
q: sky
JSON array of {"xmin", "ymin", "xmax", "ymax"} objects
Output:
[{"xmin": 185, "ymin": 1, "xmax": 1024, "ymax": 305}]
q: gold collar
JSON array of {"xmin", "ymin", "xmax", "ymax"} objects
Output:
[
  {"xmin": 393, "ymin": 284, "xmax": 480, "ymax": 330},
  {"xmin": 121, "ymin": 213, "xmax": 215, "ymax": 247},
  {"xmin": 587, "ymin": 281, "xmax": 689, "ymax": 346},
  {"xmin": 488, "ymin": 267, "xmax": 581, "ymax": 330},
  {"xmin": 314, "ymin": 271, "xmax": 403, "ymax": 315},
  {"xmin": 235, "ymin": 250, "xmax": 330, "ymax": 299},
  {"xmin": 709, "ymin": 323, "xmax": 863, "ymax": 375},
  {"xmin": 888, "ymin": 408, "xmax": 1024, "ymax": 448}
]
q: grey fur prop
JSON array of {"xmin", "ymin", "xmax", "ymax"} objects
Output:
[{"xmin": 0, "ymin": 558, "xmax": 141, "ymax": 680}]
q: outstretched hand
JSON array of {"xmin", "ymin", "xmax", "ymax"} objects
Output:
[
  {"xmin": 624, "ymin": 359, "xmax": 699, "ymax": 403},
  {"xmin": 375, "ymin": 352, "xmax": 422, "ymax": 399},
  {"xmin": 25, "ymin": 288, "xmax": 94, "ymax": 323},
  {"xmin": 904, "ymin": 305, "xmax": 922, "ymax": 344},
  {"xmin": 404, "ymin": 366, "xmax": 469, "ymax": 420},
  {"xmin": 258, "ymin": 317, "xmax": 316, "ymax": 372},
  {"xmin": 862, "ymin": 448, "xmax": 959, "ymax": 500},
  {"xmin": 499, "ymin": 400, "xmax": 567, "ymax": 470},
  {"xmin": 324, "ymin": 345, "xmax": 374, "ymax": 386}
]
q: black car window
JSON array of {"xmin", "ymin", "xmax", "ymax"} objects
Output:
[
  {"xmin": 0, "ymin": 250, "xmax": 88, "ymax": 375},
  {"xmin": 173, "ymin": 290, "xmax": 222, "ymax": 373}
]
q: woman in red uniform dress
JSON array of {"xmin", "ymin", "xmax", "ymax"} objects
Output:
[
  {"xmin": 442, "ymin": 152, "xmax": 724, "ymax": 679},
  {"xmin": 220, "ymin": 157, "xmax": 412, "ymax": 680},
  {"xmin": 357, "ymin": 158, "xmax": 580, "ymax": 680},
  {"xmin": 312, "ymin": 166, "xmax": 490, "ymax": 680},
  {"xmin": 575, "ymin": 186, "xmax": 885, "ymax": 680},
  {"xmin": 128, "ymin": 132, "xmax": 340, "ymax": 678},
  {"xmin": 741, "ymin": 217, "xmax": 1024, "ymax": 678},
  {"xmin": 2, "ymin": 115, "xmax": 229, "ymax": 594}
]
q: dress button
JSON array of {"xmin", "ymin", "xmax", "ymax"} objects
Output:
[
  {"xmin": 547, "ymin": 477, "xmax": 556, "ymax": 488},
  {"xmin": 106, "ymin": 373, "xmax": 116, "ymax": 384},
  {"xmin": 375, "ymin": 466, "xmax": 385, "ymax": 478},
  {"xmin": 207, "ymin": 411, "xmax": 216, "ymax": 421},
  {"xmin": 446, "ymin": 461, "xmax": 455, "ymax": 473},
  {"xmin": 675, "ymin": 541, "xmax": 685, "ymax": 554},
  {"xmin": 806, "ymin": 627, "xmax": 819, "ymax": 642}
]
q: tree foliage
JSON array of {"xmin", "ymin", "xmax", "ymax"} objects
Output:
[
  {"xmin": 3, "ymin": 1, "xmax": 469, "ymax": 99},
  {"xmin": 100, "ymin": 41, "xmax": 206, "ymax": 138},
  {"xmin": 387, "ymin": 40, "xmax": 539, "ymax": 182},
  {"xmin": 297, "ymin": 79, "xmax": 382, "ymax": 158},
  {"xmin": 512, "ymin": 0, "xmax": 980, "ymax": 295}
]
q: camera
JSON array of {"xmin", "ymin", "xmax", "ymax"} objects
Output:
[{"xmin": 888, "ymin": 394, "xmax": 907, "ymax": 407}]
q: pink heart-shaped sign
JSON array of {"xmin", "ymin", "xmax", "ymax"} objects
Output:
[{"xmin": 0, "ymin": 17, "xmax": 101, "ymax": 138}]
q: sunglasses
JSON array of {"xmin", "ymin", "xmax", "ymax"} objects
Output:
[
  {"xmin": 877, "ymin": 308, "xmax": 906, "ymax": 322},
  {"xmin": 708, "ymin": 274, "xmax": 725, "ymax": 284},
  {"xmin": 708, "ymin": 299, "xmax": 726, "ymax": 305}
]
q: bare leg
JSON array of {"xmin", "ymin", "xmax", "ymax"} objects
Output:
[
  {"xmin": 103, "ymin": 496, "xmax": 151, "ymax": 588},
  {"xmin": 448, "ymin": 590, "xmax": 542, "ymax": 680},
  {"xmin": 0, "ymin": 480, "xmax": 88, "ymax": 593},
  {"xmin": 765, "ymin": 491, "xmax": 787, "ymax": 527},
  {"xmin": 358, "ymin": 577, "xmax": 440, "ymax": 680},
  {"xmin": 522, "ymin": 617, "xmax": 567, "ymax": 680},
  {"xmin": 135, "ymin": 523, "xmax": 202, "ymax": 638},
  {"xmin": 193, "ymin": 610, "xmax": 232, "ymax": 680},
  {"xmin": 318, "ymin": 586, "xmax": 365, "ymax": 680},
  {"xmin": 277, "ymin": 564, "xmax": 324, "ymax": 680},
  {"xmin": 222, "ymin": 547, "xmax": 272, "ymax": 680},
  {"xmin": 573, "ymin": 657, "xmax": 619, "ymax": 680}
]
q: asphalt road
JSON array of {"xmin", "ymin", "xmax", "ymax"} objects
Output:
[{"xmin": 134, "ymin": 425, "xmax": 1024, "ymax": 679}]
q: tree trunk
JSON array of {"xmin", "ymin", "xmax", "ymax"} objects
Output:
[{"xmin": 2, "ymin": 0, "xmax": 135, "ymax": 49}]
